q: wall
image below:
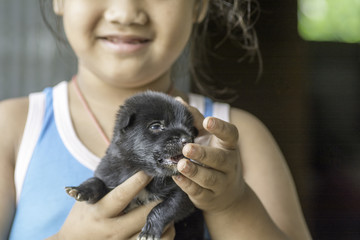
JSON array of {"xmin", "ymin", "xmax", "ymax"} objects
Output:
[{"xmin": 0, "ymin": 0, "xmax": 77, "ymax": 100}]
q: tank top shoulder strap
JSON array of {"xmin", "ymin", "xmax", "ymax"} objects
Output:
[
  {"xmin": 52, "ymin": 81, "xmax": 100, "ymax": 170},
  {"xmin": 15, "ymin": 89, "xmax": 51, "ymax": 202},
  {"xmin": 188, "ymin": 93, "xmax": 230, "ymax": 122}
]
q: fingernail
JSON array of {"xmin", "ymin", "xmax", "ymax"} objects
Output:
[
  {"xmin": 206, "ymin": 117, "xmax": 215, "ymax": 130},
  {"xmin": 183, "ymin": 144, "xmax": 193, "ymax": 157},
  {"xmin": 178, "ymin": 159, "xmax": 191, "ymax": 174},
  {"xmin": 173, "ymin": 174, "xmax": 183, "ymax": 182}
]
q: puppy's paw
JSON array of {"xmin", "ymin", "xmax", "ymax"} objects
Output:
[
  {"xmin": 65, "ymin": 177, "xmax": 109, "ymax": 203},
  {"xmin": 138, "ymin": 222, "xmax": 162, "ymax": 240},
  {"xmin": 65, "ymin": 186, "xmax": 90, "ymax": 202},
  {"xmin": 136, "ymin": 233, "xmax": 160, "ymax": 240}
]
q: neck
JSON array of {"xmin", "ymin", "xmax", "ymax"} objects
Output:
[
  {"xmin": 72, "ymin": 68, "xmax": 175, "ymax": 108},
  {"xmin": 67, "ymin": 68, "xmax": 187, "ymax": 157}
]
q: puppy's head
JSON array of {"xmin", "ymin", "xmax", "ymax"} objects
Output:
[{"xmin": 113, "ymin": 91, "xmax": 198, "ymax": 176}]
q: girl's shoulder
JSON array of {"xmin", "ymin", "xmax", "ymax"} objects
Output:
[
  {"xmin": 229, "ymin": 107, "xmax": 269, "ymax": 136},
  {"xmin": 0, "ymin": 97, "xmax": 29, "ymax": 165},
  {"xmin": 229, "ymin": 106, "xmax": 280, "ymax": 152},
  {"xmin": 229, "ymin": 107, "xmax": 285, "ymax": 176},
  {"xmin": 0, "ymin": 97, "xmax": 29, "ymax": 133},
  {"xmin": 0, "ymin": 97, "xmax": 28, "ymax": 238}
]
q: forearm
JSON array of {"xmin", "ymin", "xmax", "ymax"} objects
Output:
[
  {"xmin": 0, "ymin": 184, "xmax": 16, "ymax": 240},
  {"xmin": 45, "ymin": 234, "xmax": 59, "ymax": 240},
  {"xmin": 204, "ymin": 184, "xmax": 288, "ymax": 240}
]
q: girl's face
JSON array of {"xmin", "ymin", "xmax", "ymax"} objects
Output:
[{"xmin": 54, "ymin": 0, "xmax": 207, "ymax": 88}]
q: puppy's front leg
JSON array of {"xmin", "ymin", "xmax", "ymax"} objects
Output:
[
  {"xmin": 138, "ymin": 190, "xmax": 194, "ymax": 240},
  {"xmin": 65, "ymin": 177, "xmax": 110, "ymax": 203}
]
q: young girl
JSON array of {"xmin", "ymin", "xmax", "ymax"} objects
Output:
[{"xmin": 0, "ymin": 0, "xmax": 311, "ymax": 239}]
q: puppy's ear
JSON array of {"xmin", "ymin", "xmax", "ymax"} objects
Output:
[{"xmin": 117, "ymin": 106, "xmax": 136, "ymax": 132}]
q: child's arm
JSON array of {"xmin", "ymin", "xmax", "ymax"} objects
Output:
[
  {"xmin": 0, "ymin": 98, "xmax": 29, "ymax": 239},
  {"xmin": 174, "ymin": 107, "xmax": 312, "ymax": 240},
  {"xmin": 229, "ymin": 109, "xmax": 311, "ymax": 240},
  {"xmin": 47, "ymin": 171, "xmax": 175, "ymax": 240}
]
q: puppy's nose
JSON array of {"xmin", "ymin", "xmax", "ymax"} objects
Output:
[{"xmin": 180, "ymin": 135, "xmax": 193, "ymax": 146}]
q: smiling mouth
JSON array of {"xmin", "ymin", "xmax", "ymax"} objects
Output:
[
  {"xmin": 100, "ymin": 36, "xmax": 150, "ymax": 44},
  {"xmin": 98, "ymin": 35, "xmax": 151, "ymax": 53}
]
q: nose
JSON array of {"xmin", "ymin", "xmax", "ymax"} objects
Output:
[
  {"xmin": 180, "ymin": 135, "xmax": 193, "ymax": 146},
  {"xmin": 104, "ymin": 0, "xmax": 148, "ymax": 26}
]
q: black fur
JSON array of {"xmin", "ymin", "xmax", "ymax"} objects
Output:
[{"xmin": 65, "ymin": 91, "xmax": 204, "ymax": 240}]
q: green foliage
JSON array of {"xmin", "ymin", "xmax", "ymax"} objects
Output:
[{"xmin": 298, "ymin": 0, "xmax": 360, "ymax": 43}]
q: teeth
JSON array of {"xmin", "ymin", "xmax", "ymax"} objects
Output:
[
  {"xmin": 129, "ymin": 40, "xmax": 142, "ymax": 44},
  {"xmin": 106, "ymin": 37, "xmax": 146, "ymax": 44},
  {"xmin": 107, "ymin": 37, "xmax": 120, "ymax": 43},
  {"xmin": 109, "ymin": 38, "xmax": 117, "ymax": 43}
]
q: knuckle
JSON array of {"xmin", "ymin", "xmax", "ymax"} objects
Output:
[
  {"xmin": 133, "ymin": 171, "xmax": 151, "ymax": 186},
  {"xmin": 231, "ymin": 124, "xmax": 239, "ymax": 141},
  {"xmin": 182, "ymin": 176, "xmax": 203, "ymax": 197},
  {"xmin": 190, "ymin": 184, "xmax": 204, "ymax": 197},
  {"xmin": 226, "ymin": 123, "xmax": 239, "ymax": 141},
  {"xmin": 219, "ymin": 119, "xmax": 227, "ymax": 132},
  {"xmin": 204, "ymin": 173, "xmax": 217, "ymax": 187},
  {"xmin": 222, "ymin": 130, "xmax": 239, "ymax": 150},
  {"xmin": 111, "ymin": 187, "xmax": 127, "ymax": 203},
  {"xmin": 190, "ymin": 105, "xmax": 204, "ymax": 117},
  {"xmin": 187, "ymin": 162, "xmax": 199, "ymax": 178},
  {"xmin": 181, "ymin": 177, "xmax": 193, "ymax": 190},
  {"xmin": 216, "ymin": 149, "xmax": 227, "ymax": 164},
  {"xmin": 208, "ymin": 148, "xmax": 227, "ymax": 169},
  {"xmin": 198, "ymin": 146, "xmax": 207, "ymax": 162}
]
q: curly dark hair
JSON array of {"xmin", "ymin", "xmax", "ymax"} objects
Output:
[
  {"xmin": 191, "ymin": 0, "xmax": 261, "ymax": 101},
  {"xmin": 39, "ymin": 0, "xmax": 260, "ymax": 101}
]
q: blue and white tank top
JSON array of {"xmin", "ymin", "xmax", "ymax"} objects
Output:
[{"xmin": 9, "ymin": 81, "xmax": 230, "ymax": 239}]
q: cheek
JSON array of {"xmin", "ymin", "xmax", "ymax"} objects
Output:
[
  {"xmin": 151, "ymin": 6, "xmax": 195, "ymax": 62},
  {"xmin": 62, "ymin": 3, "xmax": 102, "ymax": 52}
]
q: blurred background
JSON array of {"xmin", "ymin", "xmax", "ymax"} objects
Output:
[{"xmin": 1, "ymin": 0, "xmax": 359, "ymax": 239}]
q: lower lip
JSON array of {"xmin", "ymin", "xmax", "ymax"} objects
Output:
[{"xmin": 99, "ymin": 39, "xmax": 150, "ymax": 54}]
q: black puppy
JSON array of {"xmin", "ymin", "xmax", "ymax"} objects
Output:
[{"xmin": 65, "ymin": 91, "xmax": 203, "ymax": 240}]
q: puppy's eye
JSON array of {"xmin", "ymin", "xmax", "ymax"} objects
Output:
[{"xmin": 149, "ymin": 122, "xmax": 165, "ymax": 132}]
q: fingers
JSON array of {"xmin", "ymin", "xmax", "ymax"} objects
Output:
[
  {"xmin": 183, "ymin": 144, "xmax": 229, "ymax": 172},
  {"xmin": 97, "ymin": 171, "xmax": 152, "ymax": 218},
  {"xmin": 175, "ymin": 141, "xmax": 240, "ymax": 204},
  {"xmin": 176, "ymin": 158, "xmax": 225, "ymax": 192},
  {"xmin": 115, "ymin": 201, "xmax": 160, "ymax": 238},
  {"xmin": 173, "ymin": 166, "xmax": 215, "ymax": 209},
  {"xmin": 175, "ymin": 97, "xmax": 239, "ymax": 149},
  {"xmin": 203, "ymin": 117, "xmax": 239, "ymax": 150}
]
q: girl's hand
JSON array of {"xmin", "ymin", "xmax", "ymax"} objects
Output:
[
  {"xmin": 130, "ymin": 223, "xmax": 176, "ymax": 240},
  {"xmin": 49, "ymin": 171, "xmax": 175, "ymax": 240},
  {"xmin": 173, "ymin": 103, "xmax": 245, "ymax": 214}
]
